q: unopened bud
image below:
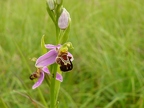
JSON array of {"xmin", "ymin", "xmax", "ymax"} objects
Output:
[
  {"xmin": 58, "ymin": 8, "xmax": 70, "ymax": 30},
  {"xmin": 47, "ymin": 0, "xmax": 55, "ymax": 10}
]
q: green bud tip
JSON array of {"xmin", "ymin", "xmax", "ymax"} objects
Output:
[{"xmin": 59, "ymin": 42, "xmax": 74, "ymax": 53}]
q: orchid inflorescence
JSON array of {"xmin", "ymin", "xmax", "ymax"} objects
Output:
[{"xmin": 29, "ymin": 0, "xmax": 74, "ymax": 107}]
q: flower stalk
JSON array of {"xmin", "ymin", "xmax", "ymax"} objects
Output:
[
  {"xmin": 30, "ymin": 0, "xmax": 73, "ymax": 108},
  {"xmin": 50, "ymin": 64, "xmax": 58, "ymax": 108}
]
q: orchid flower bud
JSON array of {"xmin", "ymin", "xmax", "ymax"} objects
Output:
[
  {"xmin": 58, "ymin": 8, "xmax": 71, "ymax": 30},
  {"xmin": 47, "ymin": 0, "xmax": 55, "ymax": 10}
]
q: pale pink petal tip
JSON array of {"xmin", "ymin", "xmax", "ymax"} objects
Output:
[
  {"xmin": 56, "ymin": 73, "xmax": 63, "ymax": 82},
  {"xmin": 45, "ymin": 44, "xmax": 61, "ymax": 50},
  {"xmin": 68, "ymin": 52, "xmax": 74, "ymax": 61},
  {"xmin": 32, "ymin": 72, "xmax": 44, "ymax": 89},
  {"xmin": 42, "ymin": 66, "xmax": 50, "ymax": 75}
]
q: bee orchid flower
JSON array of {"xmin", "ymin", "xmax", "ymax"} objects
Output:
[
  {"xmin": 30, "ymin": 66, "xmax": 63, "ymax": 89},
  {"xmin": 30, "ymin": 44, "xmax": 73, "ymax": 89},
  {"xmin": 35, "ymin": 44, "xmax": 74, "ymax": 71}
]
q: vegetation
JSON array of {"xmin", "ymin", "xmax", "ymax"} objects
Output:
[{"xmin": 0, "ymin": 0, "xmax": 144, "ymax": 107}]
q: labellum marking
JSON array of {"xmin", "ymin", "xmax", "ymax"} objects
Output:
[{"xmin": 56, "ymin": 53, "xmax": 73, "ymax": 72}]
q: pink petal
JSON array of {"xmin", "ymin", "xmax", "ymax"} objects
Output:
[
  {"xmin": 56, "ymin": 73, "xmax": 63, "ymax": 82},
  {"xmin": 42, "ymin": 66, "xmax": 50, "ymax": 75},
  {"xmin": 45, "ymin": 44, "xmax": 61, "ymax": 50},
  {"xmin": 32, "ymin": 72, "xmax": 44, "ymax": 89},
  {"xmin": 68, "ymin": 52, "xmax": 74, "ymax": 61},
  {"xmin": 35, "ymin": 49, "xmax": 57, "ymax": 67}
]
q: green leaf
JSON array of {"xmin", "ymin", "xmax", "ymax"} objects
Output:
[{"xmin": 41, "ymin": 35, "xmax": 47, "ymax": 54}]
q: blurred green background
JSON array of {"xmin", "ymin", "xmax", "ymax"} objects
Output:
[{"xmin": 0, "ymin": 0, "xmax": 144, "ymax": 108}]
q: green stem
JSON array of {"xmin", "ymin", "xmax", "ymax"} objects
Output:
[
  {"xmin": 54, "ymin": 66, "xmax": 62, "ymax": 107},
  {"xmin": 50, "ymin": 66, "xmax": 61, "ymax": 108},
  {"xmin": 50, "ymin": 4, "xmax": 62, "ymax": 107},
  {"xmin": 56, "ymin": 26, "xmax": 59, "ymax": 44},
  {"xmin": 50, "ymin": 64, "xmax": 58, "ymax": 108},
  {"xmin": 55, "ymin": 6, "xmax": 60, "ymax": 44}
]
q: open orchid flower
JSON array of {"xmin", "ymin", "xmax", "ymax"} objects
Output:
[
  {"xmin": 30, "ymin": 44, "xmax": 73, "ymax": 89},
  {"xmin": 35, "ymin": 44, "xmax": 74, "ymax": 71},
  {"xmin": 30, "ymin": 66, "xmax": 63, "ymax": 89}
]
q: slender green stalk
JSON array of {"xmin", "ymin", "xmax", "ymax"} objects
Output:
[
  {"xmin": 50, "ymin": 66, "xmax": 61, "ymax": 108},
  {"xmin": 50, "ymin": 64, "xmax": 58, "ymax": 108},
  {"xmin": 50, "ymin": 9, "xmax": 60, "ymax": 107},
  {"xmin": 47, "ymin": 1, "xmax": 71, "ymax": 107},
  {"xmin": 56, "ymin": 26, "xmax": 60, "ymax": 44},
  {"xmin": 54, "ymin": 66, "xmax": 62, "ymax": 107}
]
